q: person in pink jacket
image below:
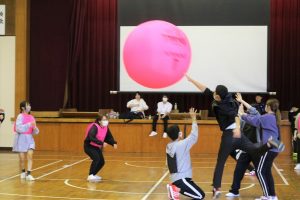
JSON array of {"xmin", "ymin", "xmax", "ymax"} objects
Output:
[
  {"xmin": 13, "ymin": 101, "xmax": 39, "ymax": 181},
  {"xmin": 84, "ymin": 115, "xmax": 117, "ymax": 182},
  {"xmin": 294, "ymin": 113, "xmax": 300, "ymax": 170}
]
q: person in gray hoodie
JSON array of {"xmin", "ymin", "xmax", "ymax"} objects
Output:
[{"xmin": 166, "ymin": 108, "xmax": 205, "ymax": 200}]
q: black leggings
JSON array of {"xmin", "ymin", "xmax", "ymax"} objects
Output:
[
  {"xmin": 213, "ymin": 130, "xmax": 269, "ymax": 188},
  {"xmin": 297, "ymin": 138, "xmax": 300, "ymax": 163},
  {"xmin": 173, "ymin": 178, "xmax": 205, "ymax": 199},
  {"xmin": 84, "ymin": 144, "xmax": 105, "ymax": 175},
  {"xmin": 254, "ymin": 151, "xmax": 278, "ymax": 197},
  {"xmin": 152, "ymin": 114, "xmax": 169, "ymax": 132},
  {"xmin": 230, "ymin": 152, "xmax": 253, "ymax": 194},
  {"xmin": 230, "ymin": 150, "xmax": 255, "ymax": 172}
]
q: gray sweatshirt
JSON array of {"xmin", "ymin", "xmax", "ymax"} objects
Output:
[{"xmin": 166, "ymin": 122, "xmax": 198, "ymax": 182}]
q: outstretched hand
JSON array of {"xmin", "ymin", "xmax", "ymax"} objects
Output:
[
  {"xmin": 185, "ymin": 74, "xmax": 193, "ymax": 82},
  {"xmin": 235, "ymin": 93, "xmax": 243, "ymax": 103},
  {"xmin": 189, "ymin": 107, "xmax": 197, "ymax": 120}
]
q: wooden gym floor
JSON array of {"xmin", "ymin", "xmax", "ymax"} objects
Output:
[{"xmin": 0, "ymin": 151, "xmax": 299, "ymax": 200}]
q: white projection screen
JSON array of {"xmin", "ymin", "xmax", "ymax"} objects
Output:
[{"xmin": 118, "ymin": 0, "xmax": 270, "ymax": 93}]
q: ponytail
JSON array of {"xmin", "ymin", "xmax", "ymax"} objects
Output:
[
  {"xmin": 275, "ymin": 109, "xmax": 281, "ymax": 127},
  {"xmin": 266, "ymin": 98, "xmax": 281, "ymax": 127}
]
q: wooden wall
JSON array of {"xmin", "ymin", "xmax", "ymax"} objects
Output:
[{"xmin": 33, "ymin": 119, "xmax": 292, "ymax": 156}]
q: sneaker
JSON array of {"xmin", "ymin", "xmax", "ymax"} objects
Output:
[
  {"xmin": 245, "ymin": 170, "xmax": 256, "ymax": 176},
  {"xmin": 20, "ymin": 172, "xmax": 26, "ymax": 179},
  {"xmin": 293, "ymin": 153, "xmax": 297, "ymax": 157},
  {"xmin": 163, "ymin": 132, "xmax": 168, "ymax": 138},
  {"xmin": 87, "ymin": 175, "xmax": 100, "ymax": 182},
  {"xmin": 26, "ymin": 175, "xmax": 35, "ymax": 181},
  {"xmin": 268, "ymin": 137, "xmax": 285, "ymax": 152},
  {"xmin": 255, "ymin": 196, "xmax": 269, "ymax": 200},
  {"xmin": 294, "ymin": 163, "xmax": 300, "ymax": 170},
  {"xmin": 225, "ymin": 192, "xmax": 239, "ymax": 197},
  {"xmin": 167, "ymin": 184, "xmax": 180, "ymax": 200},
  {"xmin": 212, "ymin": 188, "xmax": 221, "ymax": 199},
  {"xmin": 269, "ymin": 196, "xmax": 278, "ymax": 200},
  {"xmin": 149, "ymin": 131, "xmax": 158, "ymax": 137},
  {"xmin": 94, "ymin": 175, "xmax": 102, "ymax": 180}
]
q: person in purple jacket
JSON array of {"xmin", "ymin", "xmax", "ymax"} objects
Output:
[{"xmin": 237, "ymin": 95, "xmax": 283, "ymax": 200}]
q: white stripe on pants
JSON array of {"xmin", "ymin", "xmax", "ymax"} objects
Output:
[{"xmin": 257, "ymin": 152, "xmax": 269, "ymax": 197}]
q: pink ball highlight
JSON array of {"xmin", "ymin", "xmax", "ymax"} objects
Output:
[{"xmin": 123, "ymin": 20, "xmax": 191, "ymax": 89}]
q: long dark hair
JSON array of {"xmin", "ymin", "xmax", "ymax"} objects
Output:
[
  {"xmin": 19, "ymin": 100, "xmax": 29, "ymax": 113},
  {"xmin": 266, "ymin": 98, "xmax": 281, "ymax": 126}
]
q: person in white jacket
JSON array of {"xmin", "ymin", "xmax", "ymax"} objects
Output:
[
  {"xmin": 149, "ymin": 95, "xmax": 172, "ymax": 138},
  {"xmin": 126, "ymin": 92, "xmax": 149, "ymax": 118}
]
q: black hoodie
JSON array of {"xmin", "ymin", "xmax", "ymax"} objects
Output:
[{"xmin": 204, "ymin": 88, "xmax": 239, "ymax": 131}]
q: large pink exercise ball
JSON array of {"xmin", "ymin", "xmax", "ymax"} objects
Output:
[{"xmin": 123, "ymin": 20, "xmax": 191, "ymax": 89}]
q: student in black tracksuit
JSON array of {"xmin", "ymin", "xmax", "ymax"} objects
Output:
[
  {"xmin": 288, "ymin": 107, "xmax": 299, "ymax": 155},
  {"xmin": 84, "ymin": 115, "xmax": 117, "ymax": 182},
  {"xmin": 186, "ymin": 75, "xmax": 284, "ymax": 199},
  {"xmin": 226, "ymin": 93, "xmax": 262, "ymax": 197}
]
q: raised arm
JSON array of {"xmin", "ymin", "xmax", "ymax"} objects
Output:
[
  {"xmin": 182, "ymin": 108, "xmax": 199, "ymax": 149},
  {"xmin": 235, "ymin": 93, "xmax": 252, "ymax": 110},
  {"xmin": 186, "ymin": 75, "xmax": 207, "ymax": 92}
]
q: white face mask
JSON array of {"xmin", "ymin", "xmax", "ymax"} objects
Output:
[
  {"xmin": 25, "ymin": 105, "xmax": 31, "ymax": 113},
  {"xmin": 162, "ymin": 97, "xmax": 168, "ymax": 102},
  {"xmin": 101, "ymin": 120, "xmax": 109, "ymax": 127}
]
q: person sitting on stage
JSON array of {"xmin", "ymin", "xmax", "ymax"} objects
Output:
[
  {"xmin": 125, "ymin": 92, "xmax": 149, "ymax": 119},
  {"xmin": 149, "ymin": 95, "xmax": 172, "ymax": 138}
]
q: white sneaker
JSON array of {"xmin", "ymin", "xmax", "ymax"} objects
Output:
[
  {"xmin": 149, "ymin": 131, "xmax": 158, "ymax": 137},
  {"xmin": 87, "ymin": 175, "xmax": 100, "ymax": 182},
  {"xmin": 163, "ymin": 132, "xmax": 168, "ymax": 138},
  {"xmin": 94, "ymin": 175, "xmax": 102, "ymax": 180},
  {"xmin": 294, "ymin": 163, "xmax": 300, "ymax": 170},
  {"xmin": 20, "ymin": 172, "xmax": 26, "ymax": 179},
  {"xmin": 225, "ymin": 192, "xmax": 239, "ymax": 197},
  {"xmin": 245, "ymin": 170, "xmax": 256, "ymax": 176},
  {"xmin": 269, "ymin": 196, "xmax": 278, "ymax": 200},
  {"xmin": 212, "ymin": 188, "xmax": 221, "ymax": 199},
  {"xmin": 255, "ymin": 196, "xmax": 269, "ymax": 200},
  {"xmin": 26, "ymin": 175, "xmax": 35, "ymax": 181}
]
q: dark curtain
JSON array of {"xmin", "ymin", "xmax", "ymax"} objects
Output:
[
  {"xmin": 269, "ymin": 0, "xmax": 300, "ymax": 109},
  {"xmin": 65, "ymin": 0, "xmax": 118, "ymax": 111},
  {"xmin": 30, "ymin": 0, "xmax": 300, "ymax": 112},
  {"xmin": 30, "ymin": 0, "xmax": 73, "ymax": 110}
]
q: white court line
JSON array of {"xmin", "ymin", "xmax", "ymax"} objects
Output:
[
  {"xmin": 124, "ymin": 162, "xmax": 215, "ymax": 169},
  {"xmin": 125, "ymin": 162, "xmax": 166, "ymax": 169},
  {"xmin": 273, "ymin": 162, "xmax": 289, "ymax": 185},
  {"xmin": 64, "ymin": 179, "xmax": 156, "ymax": 195},
  {"xmin": 65, "ymin": 179, "xmax": 256, "ymax": 195},
  {"xmin": 0, "ymin": 160, "xmax": 63, "ymax": 183},
  {"xmin": 36, "ymin": 158, "xmax": 89, "ymax": 180},
  {"xmin": 0, "ymin": 192, "xmax": 106, "ymax": 200},
  {"xmin": 141, "ymin": 170, "xmax": 169, "ymax": 200}
]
